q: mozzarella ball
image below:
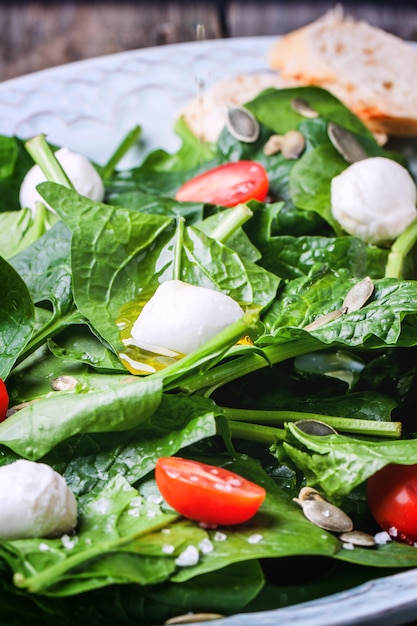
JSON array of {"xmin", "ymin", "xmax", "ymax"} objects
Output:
[
  {"xmin": 131, "ymin": 279, "xmax": 244, "ymax": 355},
  {"xmin": 331, "ymin": 157, "xmax": 417, "ymax": 244},
  {"xmin": 0, "ymin": 460, "xmax": 77, "ymax": 540},
  {"xmin": 19, "ymin": 147, "xmax": 104, "ymax": 214}
]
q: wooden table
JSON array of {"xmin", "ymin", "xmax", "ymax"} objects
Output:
[{"xmin": 1, "ymin": 0, "xmax": 417, "ymax": 82}]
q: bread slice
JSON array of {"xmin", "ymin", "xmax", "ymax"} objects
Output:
[{"xmin": 268, "ymin": 6, "xmax": 417, "ymax": 136}]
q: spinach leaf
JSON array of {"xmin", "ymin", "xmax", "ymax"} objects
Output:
[
  {"xmin": 263, "ymin": 273, "xmax": 417, "ymax": 350},
  {"xmin": 47, "ymin": 393, "xmax": 219, "ymax": 496},
  {"xmin": 282, "ymin": 423, "xmax": 417, "ymax": 498},
  {"xmin": 0, "ymin": 206, "xmax": 54, "ymax": 260},
  {"xmin": 0, "ymin": 374, "xmax": 163, "ymax": 459},
  {"xmin": 0, "ymin": 135, "xmax": 33, "ymax": 212},
  {"xmin": 37, "ymin": 184, "xmax": 278, "ymax": 357},
  {"xmin": 10, "ymin": 220, "xmax": 73, "ymax": 314},
  {"xmin": 0, "ymin": 257, "xmax": 34, "ymax": 379}
]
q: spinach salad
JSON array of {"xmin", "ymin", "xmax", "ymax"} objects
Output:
[{"xmin": 2, "ymin": 85, "xmax": 417, "ymax": 625}]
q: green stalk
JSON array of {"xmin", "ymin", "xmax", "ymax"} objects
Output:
[
  {"xmin": 173, "ymin": 217, "xmax": 185, "ymax": 280},
  {"xmin": 157, "ymin": 310, "xmax": 260, "ymax": 391},
  {"xmin": 221, "ymin": 407, "xmax": 402, "ymax": 439},
  {"xmin": 227, "ymin": 419, "xmax": 287, "ymax": 445},
  {"xmin": 385, "ymin": 216, "xmax": 417, "ymax": 278},
  {"xmin": 181, "ymin": 336, "xmax": 323, "ymax": 395},
  {"xmin": 25, "ymin": 135, "xmax": 74, "ymax": 188},
  {"xmin": 101, "ymin": 125, "xmax": 142, "ymax": 179},
  {"xmin": 209, "ymin": 203, "xmax": 253, "ymax": 243}
]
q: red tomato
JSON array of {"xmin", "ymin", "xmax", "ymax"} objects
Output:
[
  {"xmin": 175, "ymin": 161, "xmax": 269, "ymax": 207},
  {"xmin": 155, "ymin": 456, "xmax": 266, "ymax": 526},
  {"xmin": 367, "ymin": 463, "xmax": 417, "ymax": 544},
  {"xmin": 0, "ymin": 379, "xmax": 8, "ymax": 422}
]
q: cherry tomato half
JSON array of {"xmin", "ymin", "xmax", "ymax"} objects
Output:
[
  {"xmin": 175, "ymin": 161, "xmax": 269, "ymax": 207},
  {"xmin": 367, "ymin": 463, "xmax": 417, "ymax": 544},
  {"xmin": 155, "ymin": 457, "xmax": 266, "ymax": 526},
  {"xmin": 0, "ymin": 379, "xmax": 8, "ymax": 422}
]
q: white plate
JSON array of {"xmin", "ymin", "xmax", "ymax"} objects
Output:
[
  {"xmin": 1, "ymin": 37, "xmax": 417, "ymax": 626},
  {"xmin": 0, "ymin": 37, "xmax": 278, "ymax": 168}
]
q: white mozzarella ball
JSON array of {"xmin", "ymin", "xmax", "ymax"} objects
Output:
[
  {"xmin": 19, "ymin": 147, "xmax": 104, "ymax": 214},
  {"xmin": 0, "ymin": 459, "xmax": 77, "ymax": 540},
  {"xmin": 131, "ymin": 279, "xmax": 244, "ymax": 355},
  {"xmin": 331, "ymin": 156, "xmax": 417, "ymax": 244}
]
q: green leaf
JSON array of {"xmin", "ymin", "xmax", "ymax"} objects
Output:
[
  {"xmin": 0, "ymin": 256, "xmax": 35, "ymax": 380},
  {"xmin": 263, "ymin": 272, "xmax": 417, "ymax": 349},
  {"xmin": 283, "ymin": 422, "xmax": 417, "ymax": 498},
  {"xmin": 0, "ymin": 136, "xmax": 34, "ymax": 213},
  {"xmin": 181, "ymin": 225, "xmax": 279, "ymax": 307},
  {"xmin": 48, "ymin": 393, "xmax": 219, "ymax": 496},
  {"xmin": 0, "ymin": 374, "xmax": 163, "ymax": 459},
  {"xmin": 47, "ymin": 325, "xmax": 125, "ymax": 373},
  {"xmin": 10, "ymin": 220, "xmax": 73, "ymax": 314},
  {"xmin": 289, "ymin": 144, "xmax": 346, "ymax": 229},
  {"xmin": 0, "ymin": 135, "xmax": 18, "ymax": 179}
]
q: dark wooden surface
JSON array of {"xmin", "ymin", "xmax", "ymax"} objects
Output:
[{"xmin": 1, "ymin": 1, "xmax": 417, "ymax": 82}]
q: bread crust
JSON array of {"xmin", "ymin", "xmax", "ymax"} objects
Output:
[{"xmin": 268, "ymin": 8, "xmax": 417, "ymax": 136}]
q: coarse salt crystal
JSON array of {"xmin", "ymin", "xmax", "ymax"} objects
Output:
[
  {"xmin": 175, "ymin": 545, "xmax": 199, "ymax": 567},
  {"xmin": 61, "ymin": 534, "xmax": 76, "ymax": 549},
  {"xmin": 342, "ymin": 542, "xmax": 354, "ymax": 550},
  {"xmin": 214, "ymin": 531, "xmax": 227, "ymax": 542},
  {"xmin": 198, "ymin": 538, "xmax": 214, "ymax": 554},
  {"xmin": 248, "ymin": 533, "xmax": 263, "ymax": 544},
  {"xmin": 147, "ymin": 494, "xmax": 163, "ymax": 504},
  {"xmin": 162, "ymin": 544, "xmax": 175, "ymax": 554},
  {"xmin": 374, "ymin": 531, "xmax": 392, "ymax": 545}
]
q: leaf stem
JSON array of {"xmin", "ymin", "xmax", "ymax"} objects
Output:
[
  {"xmin": 385, "ymin": 216, "xmax": 417, "ymax": 278},
  {"xmin": 221, "ymin": 407, "xmax": 402, "ymax": 439},
  {"xmin": 157, "ymin": 310, "xmax": 261, "ymax": 391},
  {"xmin": 209, "ymin": 203, "xmax": 253, "ymax": 243},
  {"xmin": 25, "ymin": 135, "xmax": 74, "ymax": 189},
  {"xmin": 173, "ymin": 217, "xmax": 185, "ymax": 281},
  {"xmin": 227, "ymin": 419, "xmax": 288, "ymax": 445},
  {"xmin": 182, "ymin": 336, "xmax": 323, "ymax": 395},
  {"xmin": 101, "ymin": 126, "xmax": 142, "ymax": 179}
]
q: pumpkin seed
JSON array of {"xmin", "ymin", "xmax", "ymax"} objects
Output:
[
  {"xmin": 339, "ymin": 530, "xmax": 376, "ymax": 547},
  {"xmin": 263, "ymin": 133, "xmax": 284, "ymax": 156},
  {"xmin": 165, "ymin": 614, "xmax": 225, "ymax": 625},
  {"xmin": 305, "ymin": 306, "xmax": 347, "ymax": 331},
  {"xmin": 291, "ymin": 97, "xmax": 319, "ymax": 118},
  {"xmin": 295, "ymin": 486, "xmax": 327, "ymax": 502},
  {"xmin": 226, "ymin": 105, "xmax": 259, "ymax": 143},
  {"xmin": 281, "ymin": 129, "xmax": 305, "ymax": 159},
  {"xmin": 294, "ymin": 419, "xmax": 338, "ymax": 436},
  {"xmin": 294, "ymin": 497, "xmax": 354, "ymax": 533},
  {"xmin": 328, "ymin": 122, "xmax": 368, "ymax": 163},
  {"xmin": 342, "ymin": 276, "xmax": 374, "ymax": 312}
]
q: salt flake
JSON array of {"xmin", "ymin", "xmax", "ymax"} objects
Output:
[{"xmin": 175, "ymin": 545, "xmax": 199, "ymax": 567}]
